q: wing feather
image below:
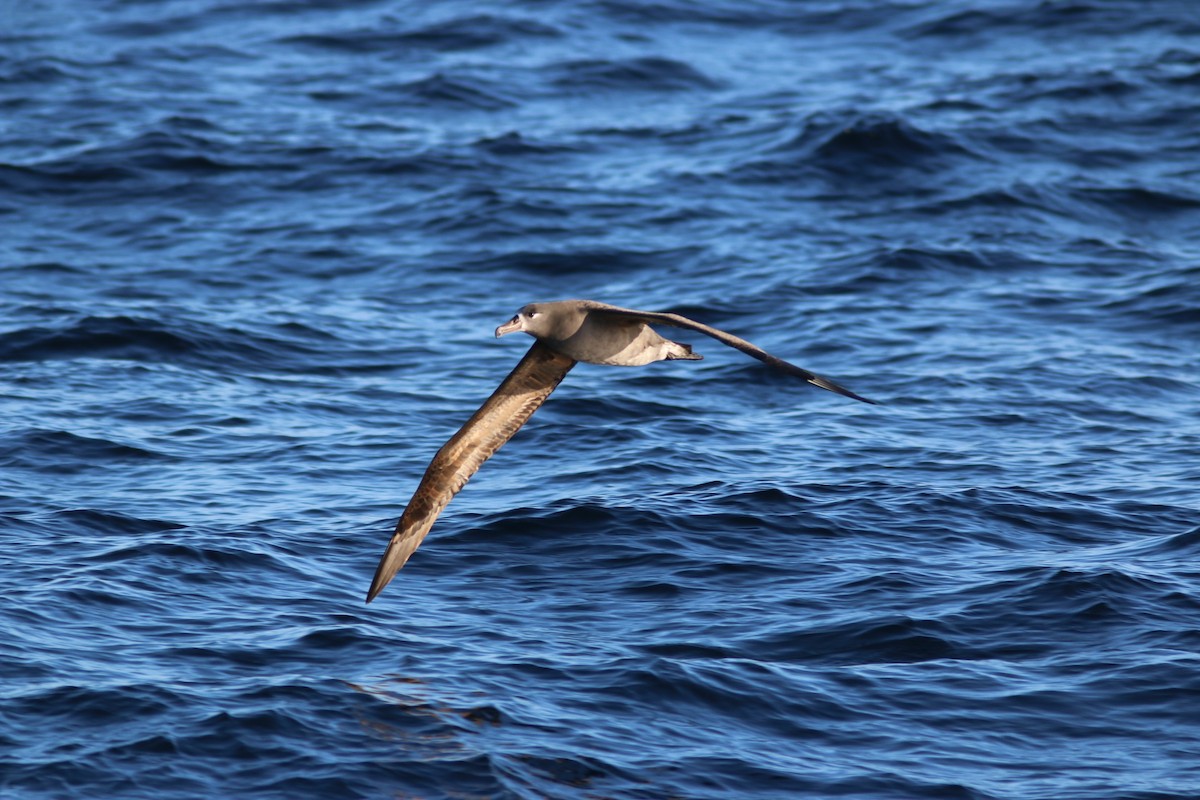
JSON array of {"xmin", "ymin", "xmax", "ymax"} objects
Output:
[
  {"xmin": 579, "ymin": 300, "xmax": 876, "ymax": 404},
  {"xmin": 366, "ymin": 341, "xmax": 576, "ymax": 602}
]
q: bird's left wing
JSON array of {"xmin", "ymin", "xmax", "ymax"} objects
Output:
[
  {"xmin": 580, "ymin": 301, "xmax": 876, "ymax": 404},
  {"xmin": 367, "ymin": 340, "xmax": 576, "ymax": 603}
]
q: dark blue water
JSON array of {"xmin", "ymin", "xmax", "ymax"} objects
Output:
[{"xmin": 3, "ymin": 1, "xmax": 1199, "ymax": 797}]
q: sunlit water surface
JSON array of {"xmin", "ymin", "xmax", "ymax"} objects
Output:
[{"xmin": 2, "ymin": 1, "xmax": 1199, "ymax": 798}]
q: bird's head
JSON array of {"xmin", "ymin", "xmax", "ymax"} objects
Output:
[{"xmin": 495, "ymin": 303, "xmax": 550, "ymax": 338}]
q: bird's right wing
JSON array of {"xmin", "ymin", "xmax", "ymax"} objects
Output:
[{"xmin": 366, "ymin": 340, "xmax": 576, "ymax": 603}]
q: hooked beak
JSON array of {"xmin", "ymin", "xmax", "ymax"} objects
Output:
[{"xmin": 494, "ymin": 315, "xmax": 522, "ymax": 338}]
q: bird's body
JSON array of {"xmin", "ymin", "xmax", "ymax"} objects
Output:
[
  {"xmin": 366, "ymin": 299, "xmax": 874, "ymax": 603},
  {"xmin": 497, "ymin": 300, "xmax": 701, "ymax": 366}
]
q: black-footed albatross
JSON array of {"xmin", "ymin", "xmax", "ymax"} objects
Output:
[{"xmin": 366, "ymin": 299, "xmax": 875, "ymax": 602}]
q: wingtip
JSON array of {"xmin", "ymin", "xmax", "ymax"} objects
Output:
[
  {"xmin": 365, "ymin": 582, "xmax": 380, "ymax": 604},
  {"xmin": 365, "ymin": 560, "xmax": 399, "ymax": 604},
  {"xmin": 365, "ymin": 549, "xmax": 399, "ymax": 604},
  {"xmin": 846, "ymin": 391, "xmax": 879, "ymax": 405},
  {"xmin": 809, "ymin": 375, "xmax": 878, "ymax": 405},
  {"xmin": 365, "ymin": 582, "xmax": 381, "ymax": 604}
]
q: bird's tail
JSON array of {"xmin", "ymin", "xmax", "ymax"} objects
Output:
[{"xmin": 665, "ymin": 341, "xmax": 703, "ymax": 361}]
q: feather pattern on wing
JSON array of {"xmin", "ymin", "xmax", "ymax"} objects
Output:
[{"xmin": 366, "ymin": 341, "xmax": 576, "ymax": 602}]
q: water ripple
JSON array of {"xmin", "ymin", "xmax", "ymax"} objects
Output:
[{"xmin": 2, "ymin": 1, "xmax": 1198, "ymax": 798}]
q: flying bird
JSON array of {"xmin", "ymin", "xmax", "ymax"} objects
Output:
[{"xmin": 367, "ymin": 299, "xmax": 875, "ymax": 602}]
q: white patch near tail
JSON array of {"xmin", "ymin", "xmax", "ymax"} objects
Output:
[{"xmin": 665, "ymin": 341, "xmax": 703, "ymax": 361}]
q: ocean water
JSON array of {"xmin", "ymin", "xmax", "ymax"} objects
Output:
[{"xmin": 2, "ymin": 0, "xmax": 1199, "ymax": 797}]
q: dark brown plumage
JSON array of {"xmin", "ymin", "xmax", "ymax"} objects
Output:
[
  {"xmin": 366, "ymin": 340, "xmax": 575, "ymax": 602},
  {"xmin": 367, "ymin": 300, "xmax": 874, "ymax": 603}
]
